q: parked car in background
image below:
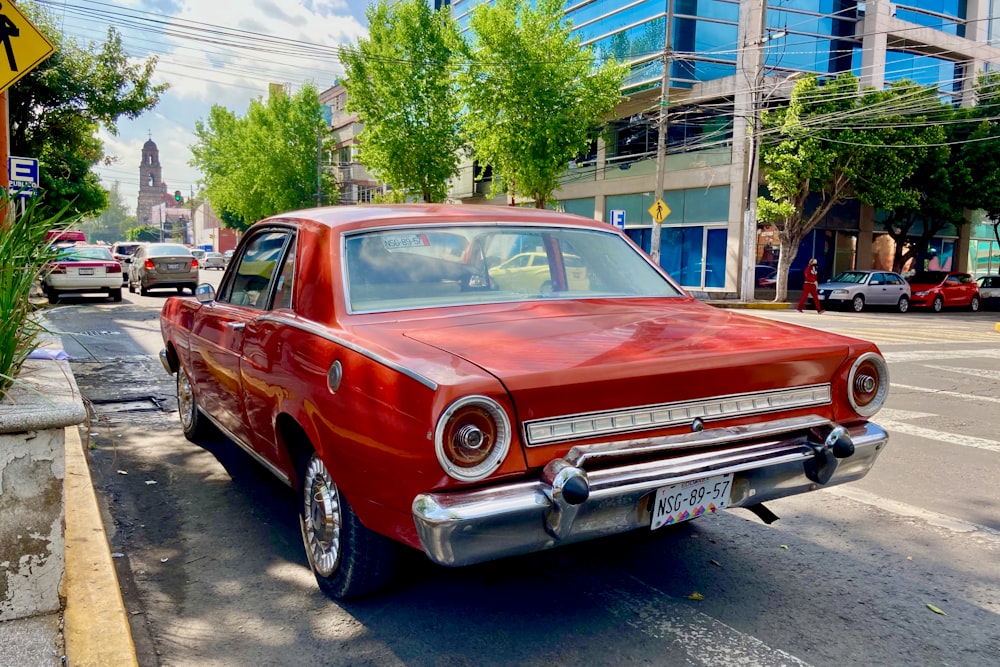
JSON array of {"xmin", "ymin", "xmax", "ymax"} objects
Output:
[
  {"xmin": 44, "ymin": 229, "xmax": 87, "ymax": 249},
  {"xmin": 906, "ymin": 271, "xmax": 980, "ymax": 312},
  {"xmin": 127, "ymin": 243, "xmax": 199, "ymax": 295},
  {"xmin": 817, "ymin": 270, "xmax": 911, "ymax": 312},
  {"xmin": 159, "ymin": 204, "xmax": 890, "ymax": 600},
  {"xmin": 202, "ymin": 251, "xmax": 226, "ymax": 270},
  {"xmin": 222, "ymin": 249, "xmax": 234, "ymax": 265},
  {"xmin": 41, "ymin": 245, "xmax": 123, "ymax": 304},
  {"xmin": 111, "ymin": 242, "xmax": 143, "ymax": 285},
  {"xmin": 978, "ymin": 275, "xmax": 1000, "ymax": 309},
  {"xmin": 190, "ymin": 249, "xmax": 206, "ymax": 262}
]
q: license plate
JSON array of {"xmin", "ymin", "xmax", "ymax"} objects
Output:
[
  {"xmin": 78, "ymin": 267, "xmax": 94, "ymax": 275},
  {"xmin": 166, "ymin": 263, "xmax": 180, "ymax": 270},
  {"xmin": 650, "ymin": 473, "xmax": 733, "ymax": 530}
]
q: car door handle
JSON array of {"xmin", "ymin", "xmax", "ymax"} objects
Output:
[{"xmin": 228, "ymin": 322, "xmax": 246, "ymax": 332}]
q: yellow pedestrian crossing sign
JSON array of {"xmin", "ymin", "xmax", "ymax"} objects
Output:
[
  {"xmin": 0, "ymin": 1, "xmax": 56, "ymax": 94},
  {"xmin": 648, "ymin": 198, "xmax": 671, "ymax": 223}
]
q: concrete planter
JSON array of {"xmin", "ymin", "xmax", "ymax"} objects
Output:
[{"xmin": 0, "ymin": 359, "xmax": 87, "ymax": 622}]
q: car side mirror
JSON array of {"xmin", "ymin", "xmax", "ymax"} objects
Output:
[{"xmin": 195, "ymin": 283, "xmax": 216, "ymax": 303}]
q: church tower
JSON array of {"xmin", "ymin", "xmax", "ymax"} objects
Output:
[{"xmin": 137, "ymin": 137, "xmax": 168, "ymax": 225}]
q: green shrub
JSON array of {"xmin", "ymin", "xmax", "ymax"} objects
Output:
[{"xmin": 0, "ymin": 193, "xmax": 77, "ymax": 396}]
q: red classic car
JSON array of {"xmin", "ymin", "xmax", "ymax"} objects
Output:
[
  {"xmin": 906, "ymin": 271, "xmax": 980, "ymax": 312},
  {"xmin": 159, "ymin": 204, "xmax": 890, "ymax": 599}
]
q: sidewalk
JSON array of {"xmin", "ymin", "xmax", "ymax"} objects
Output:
[{"xmin": 0, "ymin": 426, "xmax": 138, "ymax": 666}]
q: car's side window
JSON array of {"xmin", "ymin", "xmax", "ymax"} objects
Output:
[
  {"xmin": 273, "ymin": 238, "xmax": 296, "ymax": 310},
  {"xmin": 219, "ymin": 231, "xmax": 291, "ymax": 310}
]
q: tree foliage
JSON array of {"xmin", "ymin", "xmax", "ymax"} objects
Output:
[
  {"xmin": 77, "ymin": 181, "xmax": 136, "ymax": 243},
  {"xmin": 459, "ymin": 0, "xmax": 627, "ymax": 208},
  {"xmin": 757, "ymin": 74, "xmax": 941, "ymax": 300},
  {"xmin": 190, "ymin": 84, "xmax": 336, "ymax": 230},
  {"xmin": 341, "ymin": 0, "xmax": 464, "ymax": 203},
  {"xmin": 11, "ymin": 2, "xmax": 166, "ymax": 219},
  {"xmin": 127, "ymin": 225, "xmax": 160, "ymax": 242}
]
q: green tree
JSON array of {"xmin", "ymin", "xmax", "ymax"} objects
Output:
[
  {"xmin": 757, "ymin": 74, "xmax": 940, "ymax": 300},
  {"xmin": 127, "ymin": 225, "xmax": 160, "ymax": 242},
  {"xmin": 11, "ymin": 2, "xmax": 165, "ymax": 219},
  {"xmin": 341, "ymin": 0, "xmax": 464, "ymax": 203},
  {"xmin": 77, "ymin": 181, "xmax": 136, "ymax": 243},
  {"xmin": 190, "ymin": 84, "xmax": 336, "ymax": 230},
  {"xmin": 460, "ymin": 0, "xmax": 627, "ymax": 208}
]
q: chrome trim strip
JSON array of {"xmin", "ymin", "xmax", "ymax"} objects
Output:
[
  {"xmin": 202, "ymin": 411, "xmax": 291, "ymax": 486},
  {"xmin": 524, "ymin": 384, "xmax": 832, "ymax": 446},
  {"xmin": 255, "ymin": 314, "xmax": 438, "ymax": 390}
]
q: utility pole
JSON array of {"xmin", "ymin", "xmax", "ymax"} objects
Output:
[
  {"xmin": 650, "ymin": 0, "xmax": 674, "ymax": 264},
  {"xmin": 190, "ymin": 185, "xmax": 196, "ymax": 247},
  {"xmin": 738, "ymin": 0, "xmax": 768, "ymax": 302}
]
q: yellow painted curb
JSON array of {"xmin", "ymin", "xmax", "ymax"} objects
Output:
[
  {"xmin": 62, "ymin": 427, "xmax": 138, "ymax": 667},
  {"xmin": 995, "ymin": 322, "xmax": 1000, "ymax": 333}
]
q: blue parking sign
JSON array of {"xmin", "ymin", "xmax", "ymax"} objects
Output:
[
  {"xmin": 8, "ymin": 156, "xmax": 39, "ymax": 198},
  {"xmin": 610, "ymin": 209, "xmax": 626, "ymax": 229}
]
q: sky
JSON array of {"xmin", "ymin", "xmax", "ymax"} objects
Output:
[{"xmin": 43, "ymin": 0, "xmax": 371, "ymax": 215}]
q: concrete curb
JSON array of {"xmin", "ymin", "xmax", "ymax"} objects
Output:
[
  {"xmin": 62, "ymin": 427, "xmax": 138, "ymax": 667},
  {"xmin": 706, "ymin": 300, "xmax": 794, "ymax": 310}
]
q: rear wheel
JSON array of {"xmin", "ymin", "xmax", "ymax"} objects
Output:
[
  {"xmin": 110, "ymin": 288, "xmax": 122, "ymax": 302},
  {"xmin": 299, "ymin": 451, "xmax": 400, "ymax": 600},
  {"xmin": 140, "ymin": 281, "xmax": 150, "ymax": 296},
  {"xmin": 970, "ymin": 295, "xmax": 980, "ymax": 312},
  {"xmin": 128, "ymin": 277, "xmax": 136, "ymax": 294},
  {"xmin": 932, "ymin": 295, "xmax": 944, "ymax": 312},
  {"xmin": 47, "ymin": 289, "xmax": 59, "ymax": 304},
  {"xmin": 897, "ymin": 295, "xmax": 909, "ymax": 313},
  {"xmin": 851, "ymin": 294, "xmax": 865, "ymax": 312},
  {"xmin": 176, "ymin": 365, "xmax": 218, "ymax": 441}
]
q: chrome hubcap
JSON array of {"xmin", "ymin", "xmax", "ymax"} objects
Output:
[
  {"xmin": 177, "ymin": 369, "xmax": 194, "ymax": 430},
  {"xmin": 302, "ymin": 455, "xmax": 341, "ymax": 577}
]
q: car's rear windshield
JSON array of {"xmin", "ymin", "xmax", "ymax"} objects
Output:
[
  {"xmin": 57, "ymin": 247, "xmax": 114, "ymax": 261},
  {"xmin": 147, "ymin": 244, "xmax": 192, "ymax": 257},
  {"xmin": 909, "ymin": 271, "xmax": 948, "ymax": 284},
  {"xmin": 345, "ymin": 224, "xmax": 681, "ymax": 313}
]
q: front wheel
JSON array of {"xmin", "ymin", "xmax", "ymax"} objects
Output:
[
  {"xmin": 300, "ymin": 451, "xmax": 400, "ymax": 600},
  {"xmin": 970, "ymin": 295, "xmax": 980, "ymax": 312},
  {"xmin": 897, "ymin": 295, "xmax": 909, "ymax": 313},
  {"xmin": 932, "ymin": 296, "xmax": 944, "ymax": 313},
  {"xmin": 851, "ymin": 294, "xmax": 865, "ymax": 312},
  {"xmin": 176, "ymin": 365, "xmax": 217, "ymax": 441}
]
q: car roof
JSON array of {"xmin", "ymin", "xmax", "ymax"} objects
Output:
[{"xmin": 260, "ymin": 203, "xmax": 613, "ymax": 234}]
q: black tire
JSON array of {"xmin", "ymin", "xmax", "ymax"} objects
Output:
[
  {"xmin": 932, "ymin": 295, "xmax": 944, "ymax": 313},
  {"xmin": 897, "ymin": 295, "xmax": 909, "ymax": 313},
  {"xmin": 47, "ymin": 289, "xmax": 59, "ymax": 304},
  {"xmin": 140, "ymin": 281, "xmax": 150, "ymax": 296},
  {"xmin": 176, "ymin": 365, "xmax": 218, "ymax": 441},
  {"xmin": 110, "ymin": 288, "xmax": 123, "ymax": 303},
  {"xmin": 851, "ymin": 294, "xmax": 865, "ymax": 312},
  {"xmin": 299, "ymin": 451, "xmax": 400, "ymax": 600},
  {"xmin": 176, "ymin": 286, "xmax": 185, "ymax": 295},
  {"xmin": 128, "ymin": 277, "xmax": 135, "ymax": 294},
  {"xmin": 970, "ymin": 295, "xmax": 980, "ymax": 312}
]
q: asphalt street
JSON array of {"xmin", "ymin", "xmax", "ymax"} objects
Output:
[{"xmin": 37, "ymin": 278, "xmax": 1000, "ymax": 667}]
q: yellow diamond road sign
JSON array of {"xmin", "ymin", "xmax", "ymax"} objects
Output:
[
  {"xmin": 0, "ymin": 1, "xmax": 56, "ymax": 94},
  {"xmin": 648, "ymin": 198, "xmax": 671, "ymax": 223}
]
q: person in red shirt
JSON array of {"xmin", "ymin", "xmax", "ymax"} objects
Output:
[{"xmin": 797, "ymin": 258, "xmax": 824, "ymax": 313}]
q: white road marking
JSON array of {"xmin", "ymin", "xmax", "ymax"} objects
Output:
[
  {"xmin": 891, "ymin": 383, "xmax": 1000, "ymax": 405},
  {"xmin": 586, "ymin": 574, "xmax": 812, "ymax": 667},
  {"xmin": 824, "ymin": 486, "xmax": 1000, "ymax": 541},
  {"xmin": 883, "ymin": 348, "xmax": 1000, "ymax": 363},
  {"xmin": 920, "ymin": 364, "xmax": 1000, "ymax": 381},
  {"xmin": 876, "ymin": 415, "xmax": 1000, "ymax": 453}
]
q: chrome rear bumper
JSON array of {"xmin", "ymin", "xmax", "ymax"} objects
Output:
[{"xmin": 412, "ymin": 415, "xmax": 888, "ymax": 566}]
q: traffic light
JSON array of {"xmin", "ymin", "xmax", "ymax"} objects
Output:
[{"xmin": 174, "ymin": 190, "xmax": 182, "ymax": 203}]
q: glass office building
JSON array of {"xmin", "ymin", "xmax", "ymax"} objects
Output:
[{"xmin": 445, "ymin": 0, "xmax": 1000, "ymax": 294}]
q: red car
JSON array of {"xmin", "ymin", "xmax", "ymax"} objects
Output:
[
  {"xmin": 159, "ymin": 204, "xmax": 890, "ymax": 599},
  {"xmin": 906, "ymin": 271, "xmax": 980, "ymax": 312}
]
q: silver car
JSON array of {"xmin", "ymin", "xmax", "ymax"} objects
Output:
[
  {"xmin": 978, "ymin": 274, "xmax": 1000, "ymax": 309},
  {"xmin": 817, "ymin": 270, "xmax": 911, "ymax": 313},
  {"xmin": 127, "ymin": 243, "xmax": 199, "ymax": 296}
]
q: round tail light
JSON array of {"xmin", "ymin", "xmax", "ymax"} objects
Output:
[
  {"xmin": 434, "ymin": 396, "xmax": 511, "ymax": 482},
  {"xmin": 847, "ymin": 352, "xmax": 889, "ymax": 417}
]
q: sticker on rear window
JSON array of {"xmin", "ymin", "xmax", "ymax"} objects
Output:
[{"xmin": 383, "ymin": 234, "xmax": 428, "ymax": 250}]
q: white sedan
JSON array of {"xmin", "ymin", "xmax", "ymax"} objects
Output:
[{"xmin": 41, "ymin": 245, "xmax": 124, "ymax": 304}]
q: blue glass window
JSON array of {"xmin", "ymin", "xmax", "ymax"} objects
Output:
[{"xmin": 705, "ymin": 228, "xmax": 728, "ymax": 288}]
